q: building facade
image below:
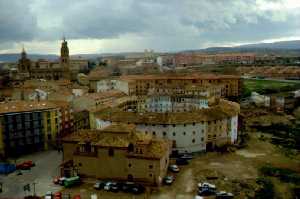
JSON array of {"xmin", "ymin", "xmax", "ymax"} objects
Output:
[
  {"xmin": 0, "ymin": 101, "xmax": 61, "ymax": 158},
  {"xmin": 61, "ymin": 124, "xmax": 170, "ymax": 186},
  {"xmin": 92, "ymin": 99, "xmax": 240, "ymax": 153},
  {"xmin": 114, "ymin": 74, "xmax": 240, "ymax": 100},
  {"xmin": 16, "ymin": 38, "xmax": 88, "ymax": 81}
]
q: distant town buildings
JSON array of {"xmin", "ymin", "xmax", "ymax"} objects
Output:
[
  {"xmin": 238, "ymin": 66, "xmax": 300, "ymax": 80},
  {"xmin": 171, "ymin": 53, "xmax": 256, "ymax": 67}
]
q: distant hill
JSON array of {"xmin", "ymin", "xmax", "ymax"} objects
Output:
[
  {"xmin": 182, "ymin": 40, "xmax": 300, "ymax": 55},
  {"xmin": 237, "ymin": 40, "xmax": 300, "ymax": 49},
  {"xmin": 0, "ymin": 40, "xmax": 299, "ymax": 62},
  {"xmin": 0, "ymin": 54, "xmax": 59, "ymax": 63}
]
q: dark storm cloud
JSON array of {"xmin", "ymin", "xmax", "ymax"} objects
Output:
[
  {"xmin": 0, "ymin": 0, "xmax": 38, "ymax": 42},
  {"xmin": 0, "ymin": 0, "xmax": 299, "ymax": 52}
]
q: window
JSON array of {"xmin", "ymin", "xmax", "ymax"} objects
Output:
[
  {"xmin": 78, "ymin": 163, "xmax": 82, "ymax": 166},
  {"xmin": 149, "ymin": 165, "xmax": 153, "ymax": 169},
  {"xmin": 149, "ymin": 174, "xmax": 153, "ymax": 177},
  {"xmin": 163, "ymin": 132, "xmax": 166, "ymax": 136},
  {"xmin": 193, "ymin": 122, "xmax": 195, "ymax": 126},
  {"xmin": 193, "ymin": 131, "xmax": 196, "ymax": 135},
  {"xmin": 128, "ymin": 163, "xmax": 132, "ymax": 168},
  {"xmin": 128, "ymin": 143, "xmax": 134, "ymax": 152},
  {"xmin": 108, "ymin": 148, "xmax": 114, "ymax": 156},
  {"xmin": 192, "ymin": 139, "xmax": 195, "ymax": 143},
  {"xmin": 47, "ymin": 134, "xmax": 52, "ymax": 140},
  {"xmin": 183, "ymin": 132, "xmax": 186, "ymax": 135},
  {"xmin": 184, "ymin": 124, "xmax": 186, "ymax": 127},
  {"xmin": 152, "ymin": 132, "xmax": 156, "ymax": 136},
  {"xmin": 173, "ymin": 124, "xmax": 176, "ymax": 127},
  {"xmin": 201, "ymin": 137, "xmax": 204, "ymax": 141},
  {"xmin": 85, "ymin": 142, "xmax": 92, "ymax": 153},
  {"xmin": 173, "ymin": 132, "xmax": 176, "ymax": 136}
]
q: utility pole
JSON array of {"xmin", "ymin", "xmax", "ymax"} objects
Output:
[{"xmin": 32, "ymin": 182, "xmax": 36, "ymax": 196}]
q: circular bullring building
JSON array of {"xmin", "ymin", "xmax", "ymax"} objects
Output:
[{"xmin": 93, "ymin": 93, "xmax": 240, "ymax": 153}]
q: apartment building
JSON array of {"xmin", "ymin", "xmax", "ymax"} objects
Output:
[
  {"xmin": 0, "ymin": 101, "xmax": 61, "ymax": 158},
  {"xmin": 114, "ymin": 74, "xmax": 241, "ymax": 100},
  {"xmin": 174, "ymin": 53, "xmax": 256, "ymax": 67}
]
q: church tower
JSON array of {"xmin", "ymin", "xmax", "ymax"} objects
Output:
[
  {"xmin": 18, "ymin": 46, "xmax": 31, "ymax": 73},
  {"xmin": 60, "ymin": 37, "xmax": 70, "ymax": 68}
]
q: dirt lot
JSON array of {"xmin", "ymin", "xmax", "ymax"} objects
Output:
[{"xmin": 61, "ymin": 132, "xmax": 300, "ymax": 199}]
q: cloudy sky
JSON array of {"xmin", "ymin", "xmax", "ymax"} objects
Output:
[{"xmin": 0, "ymin": 0, "xmax": 300, "ymax": 54}]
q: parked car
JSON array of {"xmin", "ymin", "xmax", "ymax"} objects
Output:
[
  {"xmin": 72, "ymin": 195, "xmax": 81, "ymax": 199},
  {"xmin": 194, "ymin": 196, "xmax": 204, "ymax": 199},
  {"xmin": 45, "ymin": 191, "xmax": 53, "ymax": 199},
  {"xmin": 121, "ymin": 182, "xmax": 135, "ymax": 192},
  {"xmin": 53, "ymin": 176, "xmax": 60, "ymax": 185},
  {"xmin": 104, "ymin": 181, "xmax": 117, "ymax": 191},
  {"xmin": 163, "ymin": 176, "xmax": 174, "ymax": 185},
  {"xmin": 54, "ymin": 192, "xmax": 62, "ymax": 199},
  {"xmin": 23, "ymin": 160, "xmax": 35, "ymax": 167},
  {"xmin": 198, "ymin": 182, "xmax": 217, "ymax": 196},
  {"xmin": 93, "ymin": 181, "xmax": 106, "ymax": 190},
  {"xmin": 198, "ymin": 182, "xmax": 216, "ymax": 190},
  {"xmin": 110, "ymin": 182, "xmax": 121, "ymax": 192},
  {"xmin": 59, "ymin": 177, "xmax": 67, "ymax": 185},
  {"xmin": 130, "ymin": 184, "xmax": 145, "ymax": 194},
  {"xmin": 63, "ymin": 176, "xmax": 81, "ymax": 188},
  {"xmin": 176, "ymin": 158, "xmax": 189, "ymax": 165},
  {"xmin": 16, "ymin": 163, "xmax": 31, "ymax": 170},
  {"xmin": 168, "ymin": 164, "xmax": 180, "ymax": 173},
  {"xmin": 198, "ymin": 188, "xmax": 216, "ymax": 196},
  {"xmin": 216, "ymin": 191, "xmax": 234, "ymax": 199},
  {"xmin": 179, "ymin": 153, "xmax": 193, "ymax": 160}
]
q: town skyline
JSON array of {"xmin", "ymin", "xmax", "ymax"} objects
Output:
[{"xmin": 1, "ymin": 0, "xmax": 300, "ymax": 54}]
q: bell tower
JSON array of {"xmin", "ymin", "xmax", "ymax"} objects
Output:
[
  {"xmin": 60, "ymin": 37, "xmax": 70, "ymax": 68},
  {"xmin": 18, "ymin": 46, "xmax": 31, "ymax": 73}
]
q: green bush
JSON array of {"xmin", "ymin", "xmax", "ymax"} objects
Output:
[
  {"xmin": 255, "ymin": 177, "xmax": 275, "ymax": 199},
  {"xmin": 260, "ymin": 165, "xmax": 300, "ymax": 184}
]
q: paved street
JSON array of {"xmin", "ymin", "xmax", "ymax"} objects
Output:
[{"xmin": 0, "ymin": 150, "xmax": 62, "ymax": 198}]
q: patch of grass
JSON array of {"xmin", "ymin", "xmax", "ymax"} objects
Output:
[
  {"xmin": 243, "ymin": 79, "xmax": 300, "ymax": 94},
  {"xmin": 260, "ymin": 165, "xmax": 300, "ymax": 184}
]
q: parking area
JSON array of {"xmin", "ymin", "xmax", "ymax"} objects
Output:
[
  {"xmin": 0, "ymin": 150, "xmax": 62, "ymax": 198},
  {"xmin": 58, "ymin": 133, "xmax": 300, "ymax": 199},
  {"xmin": 0, "ymin": 132, "xmax": 299, "ymax": 198}
]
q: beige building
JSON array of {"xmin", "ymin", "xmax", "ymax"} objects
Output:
[
  {"xmin": 114, "ymin": 74, "xmax": 241, "ymax": 100},
  {"xmin": 72, "ymin": 91, "xmax": 126, "ymax": 112},
  {"xmin": 61, "ymin": 124, "xmax": 170, "ymax": 186}
]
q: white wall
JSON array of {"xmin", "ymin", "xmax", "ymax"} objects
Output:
[
  {"xmin": 136, "ymin": 123, "xmax": 206, "ymax": 153},
  {"xmin": 115, "ymin": 80, "xmax": 130, "ymax": 95},
  {"xmin": 95, "ymin": 119, "xmax": 112, "ymax": 129},
  {"xmin": 230, "ymin": 116, "xmax": 238, "ymax": 144}
]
